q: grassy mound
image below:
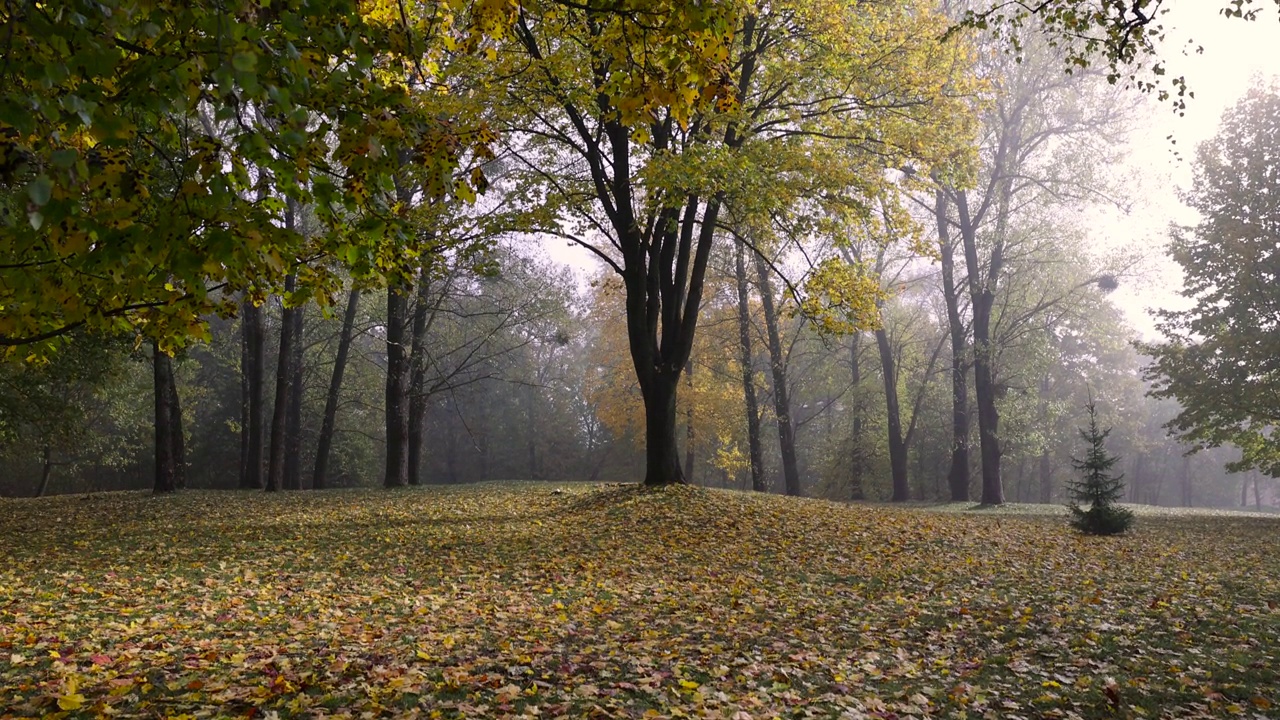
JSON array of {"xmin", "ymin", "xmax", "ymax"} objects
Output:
[{"xmin": 2, "ymin": 483, "xmax": 1278, "ymax": 718}]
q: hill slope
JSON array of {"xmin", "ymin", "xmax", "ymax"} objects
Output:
[{"xmin": 2, "ymin": 483, "xmax": 1278, "ymax": 718}]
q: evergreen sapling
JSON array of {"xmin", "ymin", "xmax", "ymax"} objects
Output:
[{"xmin": 1067, "ymin": 401, "xmax": 1134, "ymax": 535}]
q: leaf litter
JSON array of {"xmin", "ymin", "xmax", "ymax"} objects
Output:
[{"xmin": 1, "ymin": 483, "xmax": 1277, "ymax": 719}]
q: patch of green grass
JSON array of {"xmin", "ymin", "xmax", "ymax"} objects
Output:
[{"xmin": 1, "ymin": 483, "xmax": 1278, "ymax": 718}]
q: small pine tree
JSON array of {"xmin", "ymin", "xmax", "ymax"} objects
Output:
[{"xmin": 1066, "ymin": 401, "xmax": 1134, "ymax": 535}]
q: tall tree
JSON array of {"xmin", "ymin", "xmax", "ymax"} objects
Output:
[
  {"xmin": 239, "ymin": 302, "xmax": 266, "ymax": 490},
  {"xmin": 407, "ymin": 270, "xmax": 433, "ymax": 487},
  {"xmin": 503, "ymin": 0, "xmax": 970, "ymax": 485},
  {"xmin": 384, "ymin": 285, "xmax": 411, "ymax": 488},
  {"xmin": 933, "ymin": 188, "xmax": 972, "ymax": 501},
  {"xmin": 266, "ymin": 275, "xmax": 299, "ymax": 493},
  {"xmin": 152, "ymin": 343, "xmax": 177, "ymax": 494},
  {"xmin": 1142, "ymin": 81, "xmax": 1280, "ymax": 477},
  {"xmin": 313, "ymin": 286, "xmax": 362, "ymax": 490},
  {"xmin": 734, "ymin": 242, "xmax": 766, "ymax": 493},
  {"xmin": 754, "ymin": 255, "xmax": 802, "ymax": 496}
]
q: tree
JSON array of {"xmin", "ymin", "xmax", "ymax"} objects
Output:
[
  {"xmin": 503, "ymin": 0, "xmax": 971, "ymax": 485},
  {"xmin": 313, "ymin": 286, "xmax": 362, "ymax": 490},
  {"xmin": 932, "ymin": 28, "xmax": 1131, "ymax": 505},
  {"xmin": 1066, "ymin": 400, "xmax": 1134, "ymax": 535},
  {"xmin": 0, "ymin": 0, "xmax": 513, "ymax": 355},
  {"xmin": 1142, "ymin": 81, "xmax": 1280, "ymax": 477}
]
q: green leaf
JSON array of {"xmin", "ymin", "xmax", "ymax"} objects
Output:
[
  {"xmin": 28, "ymin": 175, "xmax": 52, "ymax": 207},
  {"xmin": 232, "ymin": 52, "xmax": 257, "ymax": 72}
]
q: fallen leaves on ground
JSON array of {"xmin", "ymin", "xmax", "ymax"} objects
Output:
[{"xmin": 1, "ymin": 483, "xmax": 1278, "ymax": 719}]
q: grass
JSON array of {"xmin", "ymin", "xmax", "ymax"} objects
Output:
[{"xmin": 2, "ymin": 482, "xmax": 1278, "ymax": 719}]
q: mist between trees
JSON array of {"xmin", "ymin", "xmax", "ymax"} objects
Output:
[{"xmin": 0, "ymin": 0, "xmax": 1276, "ymax": 511}]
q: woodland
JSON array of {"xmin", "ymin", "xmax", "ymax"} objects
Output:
[
  {"xmin": 1, "ymin": 0, "xmax": 1278, "ymax": 507},
  {"xmin": 2, "ymin": 0, "xmax": 1280, "ymax": 716}
]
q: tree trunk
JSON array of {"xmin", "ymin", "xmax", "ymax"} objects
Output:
[
  {"xmin": 167, "ymin": 362, "xmax": 186, "ymax": 489},
  {"xmin": 683, "ymin": 359, "xmax": 695, "ymax": 482},
  {"xmin": 36, "ymin": 444, "xmax": 53, "ymax": 498},
  {"xmin": 407, "ymin": 271, "xmax": 431, "ymax": 486},
  {"xmin": 1254, "ymin": 470, "xmax": 1263, "ymax": 510},
  {"xmin": 734, "ymin": 241, "xmax": 766, "ymax": 493},
  {"xmin": 1039, "ymin": 446, "xmax": 1053, "ymax": 504},
  {"xmin": 314, "ymin": 287, "xmax": 360, "ymax": 490},
  {"xmin": 384, "ymin": 286, "xmax": 411, "ymax": 488},
  {"xmin": 241, "ymin": 300, "xmax": 266, "ymax": 489},
  {"xmin": 935, "ymin": 190, "xmax": 971, "ymax": 502},
  {"xmin": 640, "ymin": 370, "xmax": 684, "ymax": 486},
  {"xmin": 266, "ymin": 274, "xmax": 298, "ymax": 493},
  {"xmin": 754, "ymin": 254, "xmax": 801, "ymax": 497},
  {"xmin": 283, "ymin": 301, "xmax": 304, "ymax": 490},
  {"xmin": 849, "ymin": 332, "xmax": 866, "ymax": 500},
  {"xmin": 153, "ymin": 342, "xmax": 177, "ymax": 494},
  {"xmin": 875, "ymin": 327, "xmax": 910, "ymax": 502},
  {"xmin": 972, "ymin": 295, "xmax": 1003, "ymax": 505}
]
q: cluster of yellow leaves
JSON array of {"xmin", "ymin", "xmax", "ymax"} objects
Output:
[{"xmin": 3, "ymin": 483, "xmax": 1278, "ymax": 719}]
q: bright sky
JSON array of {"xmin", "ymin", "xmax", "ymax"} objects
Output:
[{"xmin": 1105, "ymin": 4, "xmax": 1280, "ymax": 337}]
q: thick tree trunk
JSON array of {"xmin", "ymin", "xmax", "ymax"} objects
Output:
[
  {"xmin": 734, "ymin": 241, "xmax": 766, "ymax": 493},
  {"xmin": 1254, "ymin": 471, "xmax": 1263, "ymax": 510},
  {"xmin": 935, "ymin": 190, "xmax": 971, "ymax": 502},
  {"xmin": 153, "ymin": 343, "xmax": 177, "ymax": 494},
  {"xmin": 266, "ymin": 275, "xmax": 298, "ymax": 493},
  {"xmin": 241, "ymin": 301, "xmax": 266, "ymax": 489},
  {"xmin": 875, "ymin": 327, "xmax": 910, "ymax": 502},
  {"xmin": 314, "ymin": 287, "xmax": 360, "ymax": 490},
  {"xmin": 384, "ymin": 286, "xmax": 411, "ymax": 488},
  {"xmin": 641, "ymin": 371, "xmax": 684, "ymax": 486},
  {"xmin": 754, "ymin": 254, "xmax": 801, "ymax": 497},
  {"xmin": 283, "ymin": 302, "xmax": 304, "ymax": 490},
  {"xmin": 407, "ymin": 272, "xmax": 431, "ymax": 486}
]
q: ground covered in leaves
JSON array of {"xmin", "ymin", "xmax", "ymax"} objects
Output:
[{"xmin": 2, "ymin": 484, "xmax": 1278, "ymax": 719}]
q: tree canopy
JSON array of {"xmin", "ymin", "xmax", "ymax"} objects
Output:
[{"xmin": 1142, "ymin": 80, "xmax": 1280, "ymax": 476}]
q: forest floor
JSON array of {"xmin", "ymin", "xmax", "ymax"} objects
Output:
[{"xmin": 2, "ymin": 483, "xmax": 1278, "ymax": 720}]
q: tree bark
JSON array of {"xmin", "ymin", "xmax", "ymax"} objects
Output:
[
  {"xmin": 283, "ymin": 301, "xmax": 304, "ymax": 490},
  {"xmin": 407, "ymin": 271, "xmax": 431, "ymax": 486},
  {"xmin": 875, "ymin": 327, "xmax": 910, "ymax": 502},
  {"xmin": 241, "ymin": 300, "xmax": 266, "ymax": 489},
  {"xmin": 384, "ymin": 285, "xmax": 411, "ymax": 488},
  {"xmin": 314, "ymin": 287, "xmax": 360, "ymax": 490},
  {"xmin": 935, "ymin": 189, "xmax": 971, "ymax": 502},
  {"xmin": 754, "ymin": 254, "xmax": 801, "ymax": 496},
  {"xmin": 734, "ymin": 240, "xmax": 766, "ymax": 493},
  {"xmin": 640, "ymin": 370, "xmax": 684, "ymax": 486},
  {"xmin": 266, "ymin": 274, "xmax": 298, "ymax": 493},
  {"xmin": 153, "ymin": 342, "xmax": 177, "ymax": 494}
]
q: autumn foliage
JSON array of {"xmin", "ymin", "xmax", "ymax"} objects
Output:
[{"xmin": 2, "ymin": 484, "xmax": 1278, "ymax": 717}]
